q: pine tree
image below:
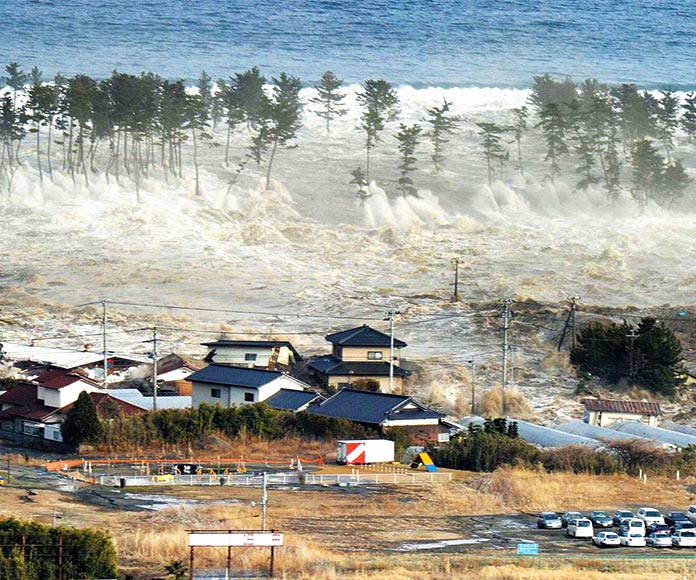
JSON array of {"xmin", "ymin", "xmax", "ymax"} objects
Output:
[
  {"xmin": 476, "ymin": 122, "xmax": 507, "ymax": 186},
  {"xmin": 185, "ymin": 88, "xmax": 211, "ymax": 197},
  {"xmin": 232, "ymin": 66, "xmax": 267, "ymax": 129},
  {"xmin": 630, "ymin": 139, "xmax": 664, "ymax": 210},
  {"xmin": 350, "ymin": 166, "xmax": 368, "ymax": 200},
  {"xmin": 2, "ymin": 62, "xmax": 28, "ymax": 101},
  {"xmin": 656, "ymin": 89, "xmax": 679, "ymax": 161},
  {"xmin": 424, "ymin": 99, "xmax": 459, "ymax": 172},
  {"xmin": 394, "ymin": 123, "xmax": 421, "ymax": 196},
  {"xmin": 65, "ymin": 74, "xmax": 97, "ymax": 185},
  {"xmin": 27, "ymin": 68, "xmax": 54, "ymax": 184},
  {"xmin": 61, "ymin": 391, "xmax": 103, "ymax": 445},
  {"xmin": 660, "ymin": 159, "xmax": 691, "ymax": 207},
  {"xmin": 356, "ymin": 79, "xmax": 400, "ymax": 183},
  {"xmin": 261, "ymin": 72, "xmax": 303, "ymax": 189},
  {"xmin": 309, "ymin": 70, "xmax": 347, "ymax": 134},
  {"xmin": 510, "ymin": 106, "xmax": 528, "ymax": 176},
  {"xmin": 536, "ymin": 103, "xmax": 568, "ymax": 182},
  {"xmin": 634, "ymin": 317, "xmax": 684, "ymax": 396},
  {"xmin": 528, "ymin": 73, "xmax": 577, "ymax": 112},
  {"xmin": 681, "ymin": 92, "xmax": 696, "ymax": 143}
]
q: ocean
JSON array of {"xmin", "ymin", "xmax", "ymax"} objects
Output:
[{"xmin": 1, "ymin": 0, "xmax": 694, "ymax": 88}]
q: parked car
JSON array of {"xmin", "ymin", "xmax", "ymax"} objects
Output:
[
  {"xmin": 620, "ymin": 518, "xmax": 646, "ymax": 536},
  {"xmin": 646, "ymin": 523, "xmax": 672, "ymax": 535},
  {"xmin": 592, "ymin": 531, "xmax": 620, "ymax": 547},
  {"xmin": 637, "ymin": 507, "xmax": 665, "ymax": 526},
  {"xmin": 620, "ymin": 532, "xmax": 646, "ymax": 547},
  {"xmin": 567, "ymin": 518, "xmax": 593, "ymax": 538},
  {"xmin": 537, "ymin": 512, "xmax": 562, "ymax": 529},
  {"xmin": 672, "ymin": 521, "xmax": 696, "ymax": 533},
  {"xmin": 589, "ymin": 511, "xmax": 613, "ymax": 528},
  {"xmin": 561, "ymin": 511, "xmax": 584, "ymax": 528},
  {"xmin": 646, "ymin": 532, "xmax": 672, "ymax": 548},
  {"xmin": 687, "ymin": 505, "xmax": 696, "ymax": 524},
  {"xmin": 664, "ymin": 511, "xmax": 690, "ymax": 526},
  {"xmin": 613, "ymin": 509, "xmax": 635, "ymax": 527},
  {"xmin": 672, "ymin": 530, "xmax": 696, "ymax": 548}
]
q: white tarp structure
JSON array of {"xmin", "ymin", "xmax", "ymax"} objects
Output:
[
  {"xmin": 609, "ymin": 422, "xmax": 696, "ymax": 448},
  {"xmin": 555, "ymin": 421, "xmax": 656, "ymax": 444}
]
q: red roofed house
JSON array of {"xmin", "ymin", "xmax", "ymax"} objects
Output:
[
  {"xmin": 0, "ymin": 369, "xmax": 105, "ymax": 443},
  {"xmin": 583, "ymin": 398, "xmax": 662, "ymax": 428}
]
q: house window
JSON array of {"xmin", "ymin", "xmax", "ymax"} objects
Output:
[
  {"xmin": 437, "ymin": 432, "xmax": 450, "ymax": 443},
  {"xmin": 211, "ymin": 388, "xmax": 221, "ymax": 399},
  {"xmin": 367, "ymin": 351, "xmax": 383, "ymax": 360},
  {"xmin": 244, "ymin": 393, "xmax": 255, "ymax": 402},
  {"xmin": 244, "ymin": 353, "xmax": 258, "ymax": 362}
]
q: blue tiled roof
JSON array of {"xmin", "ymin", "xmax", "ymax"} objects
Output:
[
  {"xmin": 308, "ymin": 356, "xmax": 408, "ymax": 377},
  {"xmin": 186, "ymin": 364, "xmax": 282, "ymax": 388},
  {"xmin": 308, "ymin": 388, "xmax": 443, "ymax": 425},
  {"xmin": 265, "ymin": 389, "xmax": 324, "ymax": 411},
  {"xmin": 325, "ymin": 325, "xmax": 407, "ymax": 348}
]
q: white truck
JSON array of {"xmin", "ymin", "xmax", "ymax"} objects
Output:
[{"xmin": 336, "ymin": 439, "xmax": 395, "ymax": 465}]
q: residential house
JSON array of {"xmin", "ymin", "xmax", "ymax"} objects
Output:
[
  {"xmin": 308, "ymin": 325, "xmax": 408, "ymax": 392},
  {"xmin": 583, "ymin": 398, "xmax": 662, "ymax": 428},
  {"xmin": 202, "ymin": 340, "xmax": 302, "ymax": 369},
  {"xmin": 145, "ymin": 353, "xmax": 207, "ymax": 395},
  {"xmin": 307, "ymin": 388, "xmax": 458, "ymax": 443},
  {"xmin": 187, "ymin": 364, "xmax": 310, "ymax": 409}
]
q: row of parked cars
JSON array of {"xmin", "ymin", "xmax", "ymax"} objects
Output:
[{"xmin": 536, "ymin": 505, "xmax": 696, "ymax": 548}]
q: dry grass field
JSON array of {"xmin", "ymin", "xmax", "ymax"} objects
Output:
[{"xmin": 2, "ymin": 458, "xmax": 696, "ymax": 578}]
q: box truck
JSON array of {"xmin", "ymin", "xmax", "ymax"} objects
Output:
[{"xmin": 336, "ymin": 439, "xmax": 395, "ymax": 465}]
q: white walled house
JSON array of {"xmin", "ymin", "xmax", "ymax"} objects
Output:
[
  {"xmin": 202, "ymin": 340, "xmax": 302, "ymax": 368},
  {"xmin": 583, "ymin": 398, "xmax": 662, "ymax": 428},
  {"xmin": 35, "ymin": 369, "xmax": 102, "ymax": 408},
  {"xmin": 188, "ymin": 364, "xmax": 309, "ymax": 408}
]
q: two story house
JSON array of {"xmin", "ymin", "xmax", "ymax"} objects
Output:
[{"xmin": 308, "ymin": 325, "xmax": 408, "ymax": 393}]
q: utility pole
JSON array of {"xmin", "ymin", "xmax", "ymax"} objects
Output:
[
  {"xmin": 557, "ymin": 295, "xmax": 581, "ymax": 352},
  {"xmin": 468, "ymin": 358, "xmax": 476, "ymax": 416},
  {"xmin": 451, "ymin": 258, "xmax": 460, "ymax": 302},
  {"xmin": 385, "ymin": 309, "xmax": 400, "ymax": 394},
  {"xmin": 102, "ymin": 300, "xmax": 108, "ymax": 387},
  {"xmin": 627, "ymin": 327, "xmax": 639, "ymax": 384},
  {"xmin": 500, "ymin": 298, "xmax": 515, "ymax": 416},
  {"xmin": 261, "ymin": 471, "xmax": 268, "ymax": 531},
  {"xmin": 144, "ymin": 327, "xmax": 159, "ymax": 410}
]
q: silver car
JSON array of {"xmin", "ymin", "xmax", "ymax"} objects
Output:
[{"xmin": 646, "ymin": 532, "xmax": 672, "ymax": 548}]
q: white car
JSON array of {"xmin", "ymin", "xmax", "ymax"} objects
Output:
[
  {"xmin": 646, "ymin": 532, "xmax": 672, "ymax": 548},
  {"xmin": 672, "ymin": 530, "xmax": 696, "ymax": 548},
  {"xmin": 620, "ymin": 532, "xmax": 646, "ymax": 547},
  {"xmin": 620, "ymin": 518, "xmax": 646, "ymax": 536},
  {"xmin": 592, "ymin": 531, "xmax": 620, "ymax": 547},
  {"xmin": 687, "ymin": 505, "xmax": 696, "ymax": 524},
  {"xmin": 567, "ymin": 518, "xmax": 593, "ymax": 538},
  {"xmin": 637, "ymin": 507, "xmax": 665, "ymax": 527}
]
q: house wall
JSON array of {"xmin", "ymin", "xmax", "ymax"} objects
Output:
[
  {"xmin": 383, "ymin": 422, "xmax": 450, "ymax": 443},
  {"xmin": 38, "ymin": 382, "xmax": 101, "ymax": 408},
  {"xmin": 586, "ymin": 409, "xmax": 658, "ymax": 428},
  {"xmin": 339, "ymin": 346, "xmax": 400, "ymax": 363},
  {"xmin": 208, "ymin": 346, "xmax": 295, "ymax": 367},
  {"xmin": 328, "ymin": 375, "xmax": 403, "ymax": 393},
  {"xmin": 192, "ymin": 376, "xmax": 305, "ymax": 409}
]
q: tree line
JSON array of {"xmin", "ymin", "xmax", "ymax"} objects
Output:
[
  {"xmin": 428, "ymin": 420, "xmax": 696, "ymax": 476},
  {"xmin": 0, "ymin": 518, "xmax": 118, "ymax": 580},
  {"xmin": 0, "ymin": 62, "xmax": 694, "ymax": 207},
  {"xmin": 62, "ymin": 395, "xmax": 376, "ymax": 449}
]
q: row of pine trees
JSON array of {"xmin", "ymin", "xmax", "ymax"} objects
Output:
[{"xmin": 0, "ymin": 63, "xmax": 693, "ymax": 207}]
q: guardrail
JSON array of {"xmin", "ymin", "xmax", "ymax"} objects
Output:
[{"xmin": 96, "ymin": 471, "xmax": 452, "ymax": 487}]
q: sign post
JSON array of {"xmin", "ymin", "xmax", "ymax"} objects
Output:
[{"xmin": 517, "ymin": 543, "xmax": 539, "ymax": 556}]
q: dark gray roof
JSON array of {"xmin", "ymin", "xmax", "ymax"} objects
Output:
[
  {"xmin": 186, "ymin": 364, "xmax": 282, "ymax": 389},
  {"xmin": 325, "ymin": 325, "xmax": 406, "ymax": 348},
  {"xmin": 265, "ymin": 389, "xmax": 324, "ymax": 411},
  {"xmin": 201, "ymin": 340, "xmax": 302, "ymax": 360},
  {"xmin": 308, "ymin": 388, "xmax": 443, "ymax": 425},
  {"xmin": 308, "ymin": 356, "xmax": 408, "ymax": 377}
]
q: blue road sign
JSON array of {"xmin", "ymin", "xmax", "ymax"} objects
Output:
[{"xmin": 517, "ymin": 543, "xmax": 539, "ymax": 555}]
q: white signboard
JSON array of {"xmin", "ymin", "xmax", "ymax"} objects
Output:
[{"xmin": 189, "ymin": 532, "xmax": 283, "ymax": 547}]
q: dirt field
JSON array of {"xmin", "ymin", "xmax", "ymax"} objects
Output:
[{"xmin": 3, "ymin": 455, "xmax": 696, "ymax": 578}]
